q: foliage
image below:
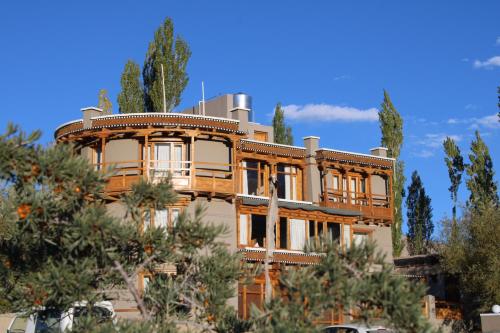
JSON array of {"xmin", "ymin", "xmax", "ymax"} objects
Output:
[
  {"xmin": 143, "ymin": 17, "xmax": 191, "ymax": 113},
  {"xmin": 253, "ymin": 239, "xmax": 434, "ymax": 333},
  {"xmin": 272, "ymin": 102, "xmax": 293, "ymax": 145},
  {"xmin": 97, "ymin": 89, "xmax": 113, "ymax": 115},
  {"xmin": 405, "ymin": 171, "xmax": 433, "ymax": 255},
  {"xmin": 466, "ymin": 130, "xmax": 499, "ymax": 211},
  {"xmin": 440, "ymin": 207, "xmax": 500, "ymax": 320},
  {"xmin": 118, "ymin": 60, "xmax": 145, "ymax": 114},
  {"xmin": 0, "ymin": 124, "xmax": 243, "ymax": 332},
  {"xmin": 443, "ymin": 137, "xmax": 465, "ymax": 221},
  {"xmin": 378, "ymin": 90, "xmax": 405, "ymax": 257}
]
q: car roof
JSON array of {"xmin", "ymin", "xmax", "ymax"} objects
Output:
[{"xmin": 325, "ymin": 324, "xmax": 388, "ymax": 329}]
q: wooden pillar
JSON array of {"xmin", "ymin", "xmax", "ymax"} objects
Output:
[
  {"xmin": 367, "ymin": 172, "xmax": 373, "ymax": 216},
  {"xmin": 144, "ymin": 134, "xmax": 149, "ymax": 179},
  {"xmin": 322, "ymin": 168, "xmax": 328, "ymax": 204},
  {"xmin": 100, "ymin": 136, "xmax": 106, "ymax": 169},
  {"xmin": 191, "ymin": 134, "xmax": 196, "ymax": 189}
]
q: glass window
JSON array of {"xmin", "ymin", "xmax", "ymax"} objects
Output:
[
  {"xmin": 327, "ymin": 222, "xmax": 341, "ymax": 244},
  {"xmin": 290, "ymin": 219, "xmax": 306, "ymax": 250},
  {"xmin": 343, "ymin": 224, "xmax": 351, "ymax": 249},
  {"xmin": 171, "ymin": 208, "xmax": 180, "ymax": 228},
  {"xmin": 353, "ymin": 232, "xmax": 369, "ymax": 247},
  {"xmin": 279, "ymin": 217, "xmax": 288, "ymax": 249},
  {"xmin": 250, "ymin": 215, "xmax": 266, "ymax": 247},
  {"xmin": 10, "ymin": 316, "xmax": 28, "ymax": 332},
  {"xmin": 239, "ymin": 214, "xmax": 248, "ymax": 246},
  {"xmin": 35, "ymin": 310, "xmax": 62, "ymax": 333}
]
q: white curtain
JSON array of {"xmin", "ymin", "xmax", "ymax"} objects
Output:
[
  {"xmin": 239, "ymin": 214, "xmax": 248, "ymax": 245},
  {"xmin": 353, "ymin": 232, "xmax": 368, "ymax": 247},
  {"xmin": 174, "ymin": 144, "xmax": 182, "ymax": 175},
  {"xmin": 155, "ymin": 209, "xmax": 169, "ymax": 234},
  {"xmin": 143, "ymin": 210, "xmax": 151, "ymax": 230},
  {"xmin": 171, "ymin": 208, "xmax": 180, "ymax": 228},
  {"xmin": 285, "ymin": 166, "xmax": 291, "ymax": 200},
  {"xmin": 290, "ymin": 219, "xmax": 306, "ymax": 250},
  {"xmin": 343, "ymin": 224, "xmax": 351, "ymax": 249},
  {"xmin": 155, "ymin": 144, "xmax": 170, "ymax": 170},
  {"xmin": 241, "ymin": 161, "xmax": 248, "ymax": 195}
]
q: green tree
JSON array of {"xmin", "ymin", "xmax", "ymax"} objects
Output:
[
  {"xmin": 466, "ymin": 130, "xmax": 499, "ymax": 211},
  {"xmin": 272, "ymin": 103, "xmax": 293, "ymax": 145},
  {"xmin": 443, "ymin": 137, "xmax": 465, "ymax": 222},
  {"xmin": 0, "ymin": 124, "xmax": 243, "ymax": 332},
  {"xmin": 406, "ymin": 171, "xmax": 433, "ymax": 255},
  {"xmin": 143, "ymin": 17, "xmax": 191, "ymax": 113},
  {"xmin": 253, "ymin": 240, "xmax": 434, "ymax": 333},
  {"xmin": 440, "ymin": 207, "xmax": 500, "ymax": 323},
  {"xmin": 97, "ymin": 89, "xmax": 113, "ymax": 115},
  {"xmin": 117, "ymin": 60, "xmax": 144, "ymax": 114},
  {"xmin": 378, "ymin": 90, "xmax": 405, "ymax": 257}
]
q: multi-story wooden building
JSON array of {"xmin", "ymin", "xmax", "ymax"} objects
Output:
[{"xmin": 54, "ymin": 93, "xmax": 394, "ymax": 323}]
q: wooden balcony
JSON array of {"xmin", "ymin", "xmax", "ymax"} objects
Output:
[
  {"xmin": 321, "ymin": 189, "xmax": 393, "ymax": 223},
  {"xmin": 94, "ymin": 159, "xmax": 236, "ymax": 196}
]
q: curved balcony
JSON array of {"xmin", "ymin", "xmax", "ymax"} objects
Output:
[{"xmin": 95, "ymin": 159, "xmax": 236, "ymax": 197}]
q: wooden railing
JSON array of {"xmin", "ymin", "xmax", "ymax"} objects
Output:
[
  {"xmin": 93, "ymin": 159, "xmax": 235, "ymax": 195},
  {"xmin": 321, "ymin": 188, "xmax": 393, "ymax": 221}
]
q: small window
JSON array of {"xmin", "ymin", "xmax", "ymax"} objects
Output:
[
  {"xmin": 250, "ymin": 215, "xmax": 266, "ymax": 247},
  {"xmin": 279, "ymin": 217, "xmax": 288, "ymax": 249},
  {"xmin": 254, "ymin": 131, "xmax": 268, "ymax": 142},
  {"xmin": 10, "ymin": 316, "xmax": 28, "ymax": 332}
]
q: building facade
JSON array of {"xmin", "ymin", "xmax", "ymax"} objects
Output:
[{"xmin": 54, "ymin": 93, "xmax": 394, "ymax": 323}]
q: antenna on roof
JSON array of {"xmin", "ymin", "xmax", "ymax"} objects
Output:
[
  {"xmin": 201, "ymin": 81, "xmax": 206, "ymax": 116},
  {"xmin": 161, "ymin": 64, "xmax": 167, "ymax": 113}
]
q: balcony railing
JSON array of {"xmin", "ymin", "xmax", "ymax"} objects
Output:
[
  {"xmin": 321, "ymin": 189, "xmax": 392, "ymax": 221},
  {"xmin": 93, "ymin": 159, "xmax": 235, "ymax": 195}
]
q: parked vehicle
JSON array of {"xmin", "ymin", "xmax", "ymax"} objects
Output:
[
  {"xmin": 7, "ymin": 301, "xmax": 115, "ymax": 333},
  {"xmin": 323, "ymin": 324, "xmax": 394, "ymax": 333}
]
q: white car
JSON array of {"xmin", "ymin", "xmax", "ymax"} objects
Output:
[
  {"xmin": 7, "ymin": 301, "xmax": 115, "ymax": 333},
  {"xmin": 323, "ymin": 324, "xmax": 394, "ymax": 333}
]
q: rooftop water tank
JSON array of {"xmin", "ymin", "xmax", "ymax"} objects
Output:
[{"xmin": 233, "ymin": 93, "xmax": 252, "ymax": 110}]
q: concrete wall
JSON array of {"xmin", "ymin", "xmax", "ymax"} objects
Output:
[
  {"xmin": 364, "ymin": 224, "xmax": 393, "ymax": 263},
  {"xmin": 371, "ymin": 174, "xmax": 387, "ymax": 195},
  {"xmin": 194, "ymin": 139, "xmax": 231, "ymax": 172},
  {"xmin": 105, "ymin": 139, "xmax": 140, "ymax": 174},
  {"xmin": 105, "ymin": 139, "xmax": 139, "ymax": 163},
  {"xmin": 180, "ymin": 94, "xmax": 233, "ymax": 119},
  {"xmin": 248, "ymin": 122, "xmax": 274, "ymax": 143},
  {"xmin": 185, "ymin": 198, "xmax": 238, "ymax": 309}
]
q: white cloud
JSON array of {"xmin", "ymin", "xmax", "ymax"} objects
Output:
[
  {"xmin": 333, "ymin": 75, "xmax": 350, "ymax": 81},
  {"xmin": 447, "ymin": 114, "xmax": 500, "ymax": 129},
  {"xmin": 474, "ymin": 114, "xmax": 500, "ymax": 129},
  {"xmin": 283, "ymin": 104, "xmax": 379, "ymax": 122},
  {"xmin": 412, "ymin": 149, "xmax": 435, "ymax": 158},
  {"xmin": 417, "ymin": 133, "xmax": 462, "ymax": 149},
  {"xmin": 473, "ymin": 56, "xmax": 500, "ymax": 69}
]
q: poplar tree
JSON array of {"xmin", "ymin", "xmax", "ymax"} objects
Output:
[
  {"xmin": 143, "ymin": 18, "xmax": 191, "ymax": 113},
  {"xmin": 406, "ymin": 171, "xmax": 433, "ymax": 255},
  {"xmin": 118, "ymin": 60, "xmax": 145, "ymax": 114},
  {"xmin": 466, "ymin": 130, "xmax": 499, "ymax": 211},
  {"xmin": 97, "ymin": 89, "xmax": 113, "ymax": 115},
  {"xmin": 272, "ymin": 103, "xmax": 293, "ymax": 145},
  {"xmin": 378, "ymin": 90, "xmax": 405, "ymax": 256},
  {"xmin": 443, "ymin": 137, "xmax": 465, "ymax": 222}
]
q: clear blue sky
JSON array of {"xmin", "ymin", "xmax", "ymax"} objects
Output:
[{"xmin": 1, "ymin": 1, "xmax": 499, "ymax": 235}]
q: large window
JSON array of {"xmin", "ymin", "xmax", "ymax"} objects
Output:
[
  {"xmin": 240, "ymin": 160, "xmax": 267, "ymax": 196},
  {"xmin": 144, "ymin": 207, "xmax": 181, "ymax": 234},
  {"xmin": 238, "ymin": 214, "xmax": 307, "ymax": 251},
  {"xmin": 277, "ymin": 164, "xmax": 301, "ymax": 200}
]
